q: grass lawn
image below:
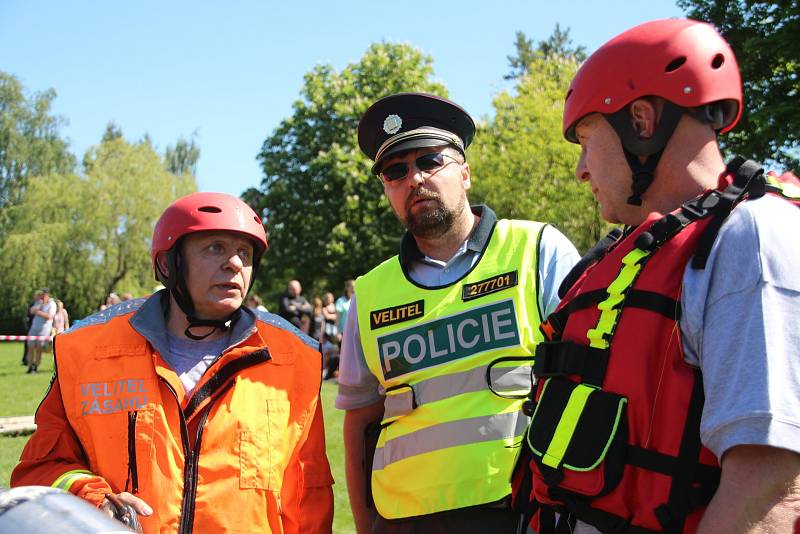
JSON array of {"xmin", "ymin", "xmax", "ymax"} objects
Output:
[{"xmin": 0, "ymin": 342, "xmax": 356, "ymax": 533}]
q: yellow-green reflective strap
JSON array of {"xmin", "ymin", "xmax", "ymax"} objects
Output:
[
  {"xmin": 542, "ymin": 383, "xmax": 596, "ymax": 469},
  {"xmin": 587, "ymin": 248, "xmax": 650, "ymax": 349},
  {"xmin": 52, "ymin": 469, "xmax": 94, "ymax": 491},
  {"xmin": 767, "ymin": 175, "xmax": 800, "ymax": 199}
]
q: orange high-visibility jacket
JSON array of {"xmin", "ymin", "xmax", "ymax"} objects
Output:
[{"xmin": 12, "ymin": 294, "xmax": 334, "ymax": 533}]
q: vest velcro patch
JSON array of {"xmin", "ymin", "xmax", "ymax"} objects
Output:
[
  {"xmin": 462, "ymin": 271, "xmax": 518, "ymax": 301},
  {"xmin": 377, "ymin": 299, "xmax": 520, "ymax": 380},
  {"xmin": 370, "ymin": 299, "xmax": 424, "ymax": 330}
]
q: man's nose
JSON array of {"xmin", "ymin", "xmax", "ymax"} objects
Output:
[
  {"xmin": 407, "ymin": 166, "xmax": 425, "ymax": 189},
  {"xmin": 225, "ymin": 253, "xmax": 244, "ymax": 271},
  {"xmin": 576, "ymin": 152, "xmax": 590, "ymax": 182}
]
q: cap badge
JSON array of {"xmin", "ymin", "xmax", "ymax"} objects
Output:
[{"xmin": 383, "ymin": 114, "xmax": 402, "ymax": 135}]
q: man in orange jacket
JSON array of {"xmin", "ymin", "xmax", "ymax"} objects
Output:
[{"xmin": 12, "ymin": 192, "xmax": 334, "ymax": 533}]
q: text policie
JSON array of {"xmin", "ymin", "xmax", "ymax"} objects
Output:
[{"xmin": 377, "ymin": 299, "xmax": 520, "ymax": 380}]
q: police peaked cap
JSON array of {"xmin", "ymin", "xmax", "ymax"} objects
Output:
[{"xmin": 358, "ymin": 93, "xmax": 476, "ymax": 175}]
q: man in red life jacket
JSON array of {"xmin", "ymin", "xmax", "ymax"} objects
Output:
[{"xmin": 513, "ymin": 18, "xmax": 800, "ymax": 533}]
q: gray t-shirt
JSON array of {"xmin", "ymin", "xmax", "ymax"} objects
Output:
[
  {"xmin": 681, "ymin": 193, "xmax": 800, "ymax": 458},
  {"xmin": 164, "ymin": 332, "xmax": 231, "ymax": 395},
  {"xmin": 335, "ymin": 222, "xmax": 581, "ymax": 410}
]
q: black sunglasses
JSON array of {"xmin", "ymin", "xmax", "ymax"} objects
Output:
[{"xmin": 379, "ymin": 152, "xmax": 461, "ymax": 182}]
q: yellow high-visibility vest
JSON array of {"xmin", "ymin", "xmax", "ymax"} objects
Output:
[{"xmin": 356, "ymin": 218, "xmax": 546, "ymax": 519}]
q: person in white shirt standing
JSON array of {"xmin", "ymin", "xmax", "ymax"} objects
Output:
[{"xmin": 27, "ymin": 287, "xmax": 56, "ymax": 373}]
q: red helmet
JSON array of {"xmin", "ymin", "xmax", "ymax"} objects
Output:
[
  {"xmin": 151, "ymin": 192, "xmax": 268, "ymax": 274},
  {"xmin": 563, "ymin": 18, "xmax": 742, "ymax": 143}
]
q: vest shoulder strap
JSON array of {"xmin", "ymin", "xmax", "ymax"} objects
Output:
[{"xmin": 691, "ymin": 157, "xmax": 767, "ymax": 270}]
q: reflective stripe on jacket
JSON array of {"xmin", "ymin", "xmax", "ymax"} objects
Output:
[
  {"xmin": 12, "ymin": 293, "xmax": 334, "ymax": 534},
  {"xmin": 356, "ymin": 218, "xmax": 546, "ymax": 519}
]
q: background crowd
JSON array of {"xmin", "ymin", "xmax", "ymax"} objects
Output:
[{"xmin": 275, "ymin": 278, "xmax": 355, "ymax": 380}]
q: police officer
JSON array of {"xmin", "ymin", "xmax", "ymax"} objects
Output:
[
  {"xmin": 515, "ymin": 19, "xmax": 800, "ymax": 533},
  {"xmin": 12, "ymin": 192, "xmax": 334, "ymax": 533},
  {"xmin": 336, "ymin": 93, "xmax": 580, "ymax": 533}
]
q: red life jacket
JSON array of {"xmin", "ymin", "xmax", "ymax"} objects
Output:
[{"xmin": 513, "ymin": 159, "xmax": 800, "ymax": 533}]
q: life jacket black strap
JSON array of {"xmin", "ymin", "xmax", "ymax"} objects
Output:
[
  {"xmin": 534, "ymin": 341, "xmax": 609, "ymax": 387},
  {"xmin": 624, "ymin": 290, "xmax": 681, "ymax": 321},
  {"xmin": 655, "ymin": 369, "xmax": 713, "ymax": 533},
  {"xmin": 634, "ymin": 191, "xmax": 720, "ymax": 253},
  {"xmin": 626, "ymin": 446, "xmax": 719, "ymax": 483},
  {"xmin": 564, "ymin": 289, "xmax": 608, "ymax": 314},
  {"xmin": 539, "ymin": 289, "xmax": 680, "ymax": 343},
  {"xmin": 691, "ymin": 157, "xmax": 765, "ymax": 270}
]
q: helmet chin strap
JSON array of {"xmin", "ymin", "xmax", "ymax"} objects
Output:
[
  {"xmin": 160, "ymin": 246, "xmax": 240, "ymax": 341},
  {"xmin": 604, "ymin": 100, "xmax": 685, "ymax": 206}
]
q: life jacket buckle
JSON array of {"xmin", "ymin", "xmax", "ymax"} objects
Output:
[{"xmin": 680, "ymin": 190, "xmax": 718, "ymax": 219}]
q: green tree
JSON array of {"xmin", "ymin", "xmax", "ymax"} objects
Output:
[
  {"xmin": 0, "ymin": 135, "xmax": 196, "ymax": 323},
  {"xmin": 678, "ymin": 0, "xmax": 799, "ymax": 169},
  {"xmin": 165, "ymin": 134, "xmax": 200, "ymax": 176},
  {"xmin": 472, "ymin": 53, "xmax": 607, "ymax": 253},
  {"xmin": 101, "ymin": 121, "xmax": 124, "ymax": 142},
  {"xmin": 0, "ymin": 71, "xmax": 75, "ymax": 212},
  {"xmin": 246, "ymin": 42, "xmax": 447, "ymax": 298},
  {"xmin": 505, "ymin": 25, "xmax": 586, "ymax": 81}
]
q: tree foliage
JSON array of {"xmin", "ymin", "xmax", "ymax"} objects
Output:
[
  {"xmin": 246, "ymin": 42, "xmax": 447, "ymax": 299},
  {"xmin": 505, "ymin": 25, "xmax": 586, "ymax": 81},
  {"xmin": 472, "ymin": 50, "xmax": 607, "ymax": 253},
  {"xmin": 0, "ymin": 136, "xmax": 196, "ymax": 326},
  {"xmin": 101, "ymin": 122, "xmax": 124, "ymax": 143},
  {"xmin": 0, "ymin": 71, "xmax": 75, "ymax": 215},
  {"xmin": 165, "ymin": 134, "xmax": 200, "ymax": 176},
  {"xmin": 678, "ymin": 0, "xmax": 799, "ymax": 169}
]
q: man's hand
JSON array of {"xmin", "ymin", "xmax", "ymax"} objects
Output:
[
  {"xmin": 101, "ymin": 492, "xmax": 151, "ymax": 533},
  {"xmin": 344, "ymin": 401, "xmax": 385, "ymax": 534},
  {"xmin": 116, "ymin": 492, "xmax": 153, "ymax": 516}
]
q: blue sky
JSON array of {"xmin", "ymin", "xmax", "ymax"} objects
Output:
[{"xmin": 1, "ymin": 1, "xmax": 683, "ymax": 197}]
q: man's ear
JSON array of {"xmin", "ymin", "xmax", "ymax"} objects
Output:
[
  {"xmin": 155, "ymin": 251, "xmax": 170, "ymax": 278},
  {"xmin": 629, "ymin": 99, "xmax": 659, "ymax": 139},
  {"xmin": 461, "ymin": 162, "xmax": 471, "ymax": 191}
]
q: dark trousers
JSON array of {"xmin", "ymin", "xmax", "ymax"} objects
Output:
[{"xmin": 372, "ymin": 507, "xmax": 520, "ymax": 534}]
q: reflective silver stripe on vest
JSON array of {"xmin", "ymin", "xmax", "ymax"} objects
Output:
[
  {"xmin": 372, "ymin": 410, "xmax": 528, "ymax": 470},
  {"xmin": 382, "ymin": 364, "xmax": 532, "ymax": 421}
]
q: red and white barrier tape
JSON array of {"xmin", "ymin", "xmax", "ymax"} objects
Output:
[{"xmin": 0, "ymin": 335, "xmax": 52, "ymax": 341}]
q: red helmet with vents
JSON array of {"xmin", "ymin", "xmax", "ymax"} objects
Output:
[
  {"xmin": 151, "ymin": 192, "xmax": 268, "ymax": 276},
  {"xmin": 563, "ymin": 18, "xmax": 742, "ymax": 143}
]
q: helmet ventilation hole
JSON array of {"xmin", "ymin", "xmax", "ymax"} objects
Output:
[
  {"xmin": 711, "ymin": 54, "xmax": 725, "ymax": 69},
  {"xmin": 665, "ymin": 56, "xmax": 686, "ymax": 72},
  {"xmin": 197, "ymin": 206, "xmax": 222, "ymax": 213}
]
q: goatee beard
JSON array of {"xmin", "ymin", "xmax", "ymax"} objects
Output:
[{"xmin": 404, "ymin": 190, "xmax": 466, "ymax": 239}]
